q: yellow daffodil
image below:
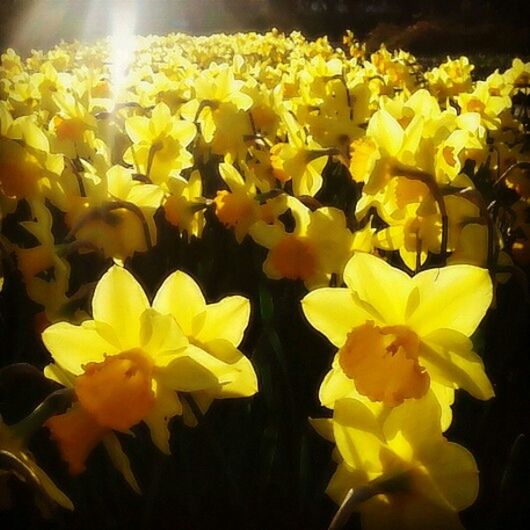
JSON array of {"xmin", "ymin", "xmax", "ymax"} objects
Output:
[
  {"xmin": 42, "ymin": 265, "xmax": 257, "ymax": 470},
  {"xmin": 63, "ymin": 163, "xmax": 164, "ymax": 261},
  {"xmin": 324, "ymin": 393, "xmax": 478, "ymax": 530},
  {"xmin": 302, "ymin": 252, "xmax": 494, "ymax": 409},
  {"xmin": 425, "ymin": 56, "xmax": 474, "ymax": 101},
  {"xmin": 214, "ymin": 162, "xmax": 287, "ymax": 243},
  {"xmin": 269, "ymin": 111, "xmax": 329, "ymax": 196},
  {"xmin": 163, "ymin": 169, "xmax": 206, "ymax": 239},
  {"xmin": 124, "ymin": 102, "xmax": 196, "ymax": 185},
  {"xmin": 250, "ymin": 196, "xmax": 356, "ymax": 289}
]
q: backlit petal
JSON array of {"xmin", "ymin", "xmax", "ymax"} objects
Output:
[
  {"xmin": 419, "ymin": 329, "xmax": 494, "ymax": 400},
  {"xmin": 42, "ymin": 320, "xmax": 116, "ymax": 375},
  {"xmin": 153, "ymin": 270, "xmax": 206, "ymax": 336},
  {"xmin": 302, "ymin": 288, "xmax": 372, "ymax": 347},
  {"xmin": 408, "ymin": 265, "xmax": 492, "ymax": 337},
  {"xmin": 92, "ymin": 266, "xmax": 149, "ymax": 350},
  {"xmin": 333, "ymin": 398, "xmax": 384, "ymax": 472},
  {"xmin": 344, "ymin": 252, "xmax": 412, "ymax": 325},
  {"xmin": 195, "ymin": 296, "xmax": 250, "ymax": 347}
]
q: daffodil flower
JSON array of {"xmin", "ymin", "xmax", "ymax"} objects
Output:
[
  {"xmin": 250, "ymin": 196, "xmax": 356, "ymax": 289},
  {"xmin": 269, "ymin": 110, "xmax": 329, "ymax": 196},
  {"xmin": 124, "ymin": 102, "xmax": 196, "ymax": 185},
  {"xmin": 163, "ymin": 169, "xmax": 206, "ymax": 239},
  {"xmin": 214, "ymin": 162, "xmax": 287, "ymax": 243},
  {"xmin": 324, "ymin": 392, "xmax": 479, "ymax": 530},
  {"xmin": 42, "ymin": 265, "xmax": 257, "ymax": 472},
  {"xmin": 302, "ymin": 252, "xmax": 494, "ymax": 410}
]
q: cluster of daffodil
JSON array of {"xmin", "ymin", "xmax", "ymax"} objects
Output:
[{"xmin": 0, "ymin": 29, "xmax": 529, "ymax": 527}]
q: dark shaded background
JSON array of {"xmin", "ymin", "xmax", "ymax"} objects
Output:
[{"xmin": 0, "ymin": 0, "xmax": 529, "ymax": 56}]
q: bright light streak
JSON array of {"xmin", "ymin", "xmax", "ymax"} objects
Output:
[{"xmin": 109, "ymin": 0, "xmax": 139, "ymax": 98}]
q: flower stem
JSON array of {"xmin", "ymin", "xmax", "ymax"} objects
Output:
[
  {"xmin": 10, "ymin": 388, "xmax": 74, "ymax": 443},
  {"xmin": 328, "ymin": 471, "xmax": 412, "ymax": 530}
]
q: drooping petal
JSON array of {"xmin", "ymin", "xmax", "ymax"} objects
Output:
[
  {"xmin": 143, "ymin": 379, "xmax": 182, "ymax": 454},
  {"xmin": 408, "ymin": 265, "xmax": 493, "ymax": 337},
  {"xmin": 419, "ymin": 329, "xmax": 494, "ymax": 400},
  {"xmin": 195, "ymin": 296, "xmax": 250, "ymax": 347},
  {"xmin": 214, "ymin": 356, "xmax": 258, "ymax": 398},
  {"xmin": 152, "ymin": 270, "xmax": 206, "ymax": 336},
  {"xmin": 42, "ymin": 321, "xmax": 116, "ymax": 375},
  {"xmin": 102, "ymin": 433, "xmax": 141, "ymax": 494},
  {"xmin": 302, "ymin": 288, "xmax": 373, "ymax": 347},
  {"xmin": 92, "ymin": 266, "xmax": 150, "ymax": 350},
  {"xmin": 343, "ymin": 252, "xmax": 412, "ymax": 325}
]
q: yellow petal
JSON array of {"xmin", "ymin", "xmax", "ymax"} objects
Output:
[
  {"xmin": 367, "ymin": 109, "xmax": 404, "ymax": 157},
  {"xmin": 102, "ymin": 433, "xmax": 141, "ymax": 494},
  {"xmin": 43, "ymin": 363, "xmax": 75, "ymax": 387},
  {"xmin": 302, "ymin": 288, "xmax": 372, "ymax": 348},
  {"xmin": 333, "ymin": 398, "xmax": 384, "ymax": 472},
  {"xmin": 215, "ymin": 355, "xmax": 258, "ymax": 397},
  {"xmin": 204, "ymin": 338, "xmax": 243, "ymax": 364},
  {"xmin": 326, "ymin": 462, "xmax": 368, "ymax": 506},
  {"xmin": 319, "ymin": 364, "xmax": 356, "ymax": 409},
  {"xmin": 219, "ymin": 162, "xmax": 246, "ymax": 191},
  {"xmin": 23, "ymin": 121, "xmax": 50, "ymax": 152},
  {"xmin": 152, "ymin": 270, "xmax": 206, "ymax": 336},
  {"xmin": 362, "ymin": 494, "xmax": 465, "ymax": 530},
  {"xmin": 430, "ymin": 381, "xmax": 455, "ymax": 432},
  {"xmin": 344, "ymin": 252, "xmax": 412, "ymax": 325},
  {"xmin": 42, "ymin": 321, "xmax": 116, "ymax": 375},
  {"xmin": 157, "ymin": 345, "xmax": 237, "ymax": 392},
  {"xmin": 195, "ymin": 296, "xmax": 250, "ymax": 347},
  {"xmin": 249, "ymin": 221, "xmax": 285, "ymax": 249},
  {"xmin": 140, "ymin": 310, "xmax": 188, "ymax": 359},
  {"xmin": 294, "ymin": 156, "xmax": 326, "ymax": 196},
  {"xmin": 125, "ymin": 115, "xmax": 151, "ymax": 144},
  {"xmin": 420, "ymin": 329, "xmax": 494, "ymax": 400},
  {"xmin": 424, "ymin": 441, "xmax": 479, "ymax": 512},
  {"xmin": 92, "ymin": 266, "xmax": 149, "ymax": 350},
  {"xmin": 408, "ymin": 265, "xmax": 492, "ymax": 337},
  {"xmin": 170, "ymin": 120, "xmax": 196, "ymax": 147},
  {"xmin": 150, "ymin": 103, "xmax": 171, "ymax": 136},
  {"xmin": 144, "ymin": 379, "xmax": 182, "ymax": 454},
  {"xmin": 373, "ymin": 226, "xmax": 405, "ymax": 251},
  {"xmin": 383, "ymin": 391, "xmax": 443, "ymax": 452}
]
